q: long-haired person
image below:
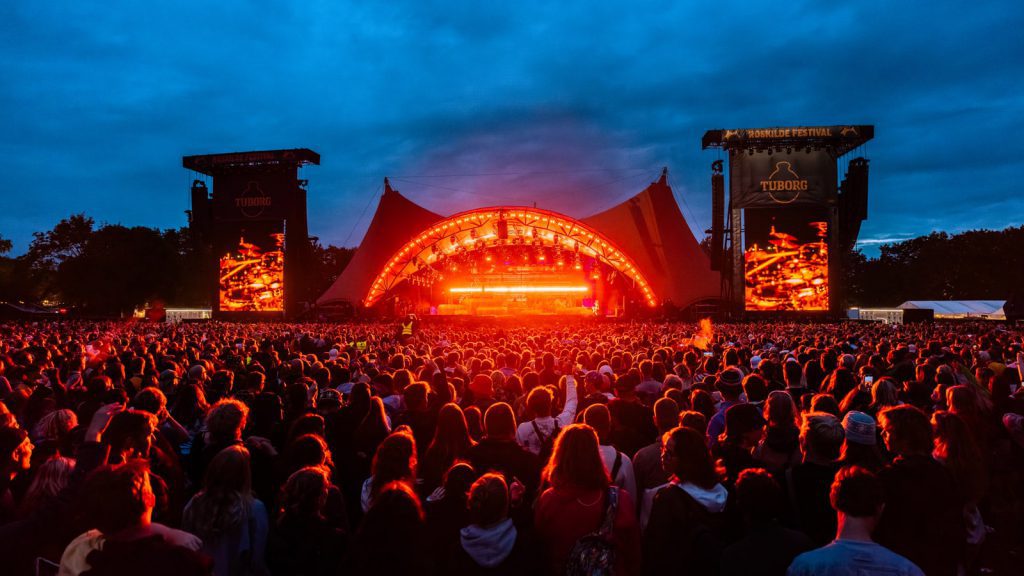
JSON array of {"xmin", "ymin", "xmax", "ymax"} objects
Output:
[
  {"xmin": 866, "ymin": 377, "xmax": 900, "ymax": 419},
  {"xmin": 351, "ymin": 396, "xmax": 391, "ymax": 483},
  {"xmin": 534, "ymin": 424, "xmax": 640, "ymax": 576},
  {"xmin": 360, "ymin": 429, "xmax": 417, "ymax": 513},
  {"xmin": 351, "ymin": 481, "xmax": 430, "ymax": 576},
  {"xmin": 875, "ymin": 405, "xmax": 964, "ymax": 576},
  {"xmin": 932, "ymin": 410, "xmax": 989, "ymax": 572},
  {"xmin": 643, "ymin": 426, "xmax": 729, "ymax": 576},
  {"xmin": 754, "ymin": 391, "xmax": 802, "ymax": 472},
  {"xmin": 267, "ymin": 466, "xmax": 346, "ymax": 576},
  {"xmin": 183, "ymin": 445, "xmax": 269, "ymax": 576},
  {"xmin": 420, "ymin": 403, "xmax": 475, "ymax": 494}
]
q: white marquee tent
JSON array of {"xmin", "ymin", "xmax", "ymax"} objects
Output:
[{"xmin": 898, "ymin": 300, "xmax": 1006, "ymax": 319}]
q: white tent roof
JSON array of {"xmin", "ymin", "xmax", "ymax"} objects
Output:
[{"xmin": 898, "ymin": 300, "xmax": 1006, "ymax": 318}]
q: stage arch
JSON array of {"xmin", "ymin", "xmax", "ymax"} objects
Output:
[{"xmin": 364, "ymin": 206, "xmax": 657, "ymax": 309}]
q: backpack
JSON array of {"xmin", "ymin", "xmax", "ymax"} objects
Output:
[
  {"xmin": 565, "ymin": 486, "xmax": 619, "ymax": 576},
  {"xmin": 532, "ymin": 419, "xmax": 561, "ymax": 462}
]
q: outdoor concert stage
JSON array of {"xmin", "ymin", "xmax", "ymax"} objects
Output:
[{"xmin": 316, "ymin": 171, "xmax": 719, "ymax": 318}]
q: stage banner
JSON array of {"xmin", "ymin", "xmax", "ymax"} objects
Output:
[
  {"xmin": 730, "ymin": 151, "xmax": 836, "ymax": 208},
  {"xmin": 212, "ymin": 171, "xmax": 297, "ymax": 221}
]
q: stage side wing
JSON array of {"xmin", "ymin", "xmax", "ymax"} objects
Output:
[
  {"xmin": 582, "ymin": 175, "xmax": 719, "ymax": 309},
  {"xmin": 317, "ymin": 182, "xmax": 442, "ymax": 307}
]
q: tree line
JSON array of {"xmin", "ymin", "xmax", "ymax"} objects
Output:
[
  {"xmin": 844, "ymin": 226, "xmax": 1024, "ymax": 306},
  {"xmin": 2, "ymin": 216, "xmax": 1021, "ymax": 315},
  {"xmin": 0, "ymin": 214, "xmax": 353, "ymax": 316}
]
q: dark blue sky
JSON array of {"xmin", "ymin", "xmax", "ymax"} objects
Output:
[{"xmin": 2, "ymin": 1, "xmax": 1021, "ymax": 256}]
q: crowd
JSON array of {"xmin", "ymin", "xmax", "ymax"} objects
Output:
[{"xmin": 0, "ymin": 318, "xmax": 1022, "ymax": 575}]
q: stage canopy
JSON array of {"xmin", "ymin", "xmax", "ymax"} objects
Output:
[{"xmin": 317, "ymin": 171, "xmax": 719, "ymax": 311}]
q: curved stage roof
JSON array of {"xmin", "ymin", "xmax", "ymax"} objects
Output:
[{"xmin": 317, "ymin": 170, "xmax": 719, "ymax": 309}]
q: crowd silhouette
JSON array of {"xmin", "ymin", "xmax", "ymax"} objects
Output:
[{"xmin": 0, "ymin": 319, "xmax": 1022, "ymax": 575}]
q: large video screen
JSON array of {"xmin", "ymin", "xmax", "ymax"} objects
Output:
[
  {"xmin": 218, "ymin": 221, "xmax": 285, "ymax": 312},
  {"xmin": 744, "ymin": 208, "xmax": 829, "ymax": 311}
]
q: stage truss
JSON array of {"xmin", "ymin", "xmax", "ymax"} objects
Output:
[{"xmin": 364, "ymin": 206, "xmax": 657, "ymax": 308}]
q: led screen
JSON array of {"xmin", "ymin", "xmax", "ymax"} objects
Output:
[
  {"xmin": 744, "ymin": 208, "xmax": 828, "ymax": 311},
  {"xmin": 218, "ymin": 221, "xmax": 284, "ymax": 312}
]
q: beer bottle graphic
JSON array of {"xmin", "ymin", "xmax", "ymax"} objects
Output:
[{"xmin": 765, "ymin": 161, "xmax": 804, "ymax": 204}]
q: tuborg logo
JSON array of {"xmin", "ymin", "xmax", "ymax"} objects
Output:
[
  {"xmin": 235, "ymin": 181, "xmax": 272, "ymax": 218},
  {"xmin": 759, "ymin": 161, "xmax": 808, "ymax": 204}
]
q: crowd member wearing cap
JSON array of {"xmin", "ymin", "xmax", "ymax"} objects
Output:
[
  {"xmin": 577, "ymin": 370, "xmax": 611, "ymax": 414},
  {"xmin": 707, "ymin": 367, "xmax": 745, "ymax": 450},
  {"xmin": 787, "ymin": 466, "xmax": 924, "ymax": 576},
  {"xmin": 838, "ymin": 411, "xmax": 885, "ymax": 471},
  {"xmin": 713, "ymin": 403, "xmax": 766, "ymax": 488}
]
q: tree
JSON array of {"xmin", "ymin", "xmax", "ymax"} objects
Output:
[
  {"xmin": 306, "ymin": 241, "xmax": 356, "ymax": 302},
  {"xmin": 0, "ymin": 233, "xmax": 11, "ymax": 255},
  {"xmin": 53, "ymin": 224, "xmax": 190, "ymax": 315},
  {"xmin": 26, "ymin": 214, "xmax": 94, "ymax": 271},
  {"xmin": 846, "ymin": 226, "xmax": 1024, "ymax": 306}
]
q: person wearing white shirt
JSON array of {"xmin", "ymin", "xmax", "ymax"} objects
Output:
[{"xmin": 516, "ymin": 375, "xmax": 577, "ymax": 456}]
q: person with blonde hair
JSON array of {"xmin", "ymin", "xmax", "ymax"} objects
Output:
[
  {"xmin": 360, "ymin": 429, "xmax": 417, "ymax": 513},
  {"xmin": 20, "ymin": 455, "xmax": 75, "ymax": 518},
  {"xmin": 183, "ymin": 445, "xmax": 268, "ymax": 576}
]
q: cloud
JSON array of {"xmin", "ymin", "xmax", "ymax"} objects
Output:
[{"xmin": 0, "ymin": 0, "xmax": 1022, "ymax": 259}]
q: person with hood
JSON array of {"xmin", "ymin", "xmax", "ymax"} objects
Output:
[
  {"xmin": 643, "ymin": 426, "xmax": 729, "ymax": 576},
  {"xmin": 449, "ymin": 473, "xmax": 536, "ymax": 575}
]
